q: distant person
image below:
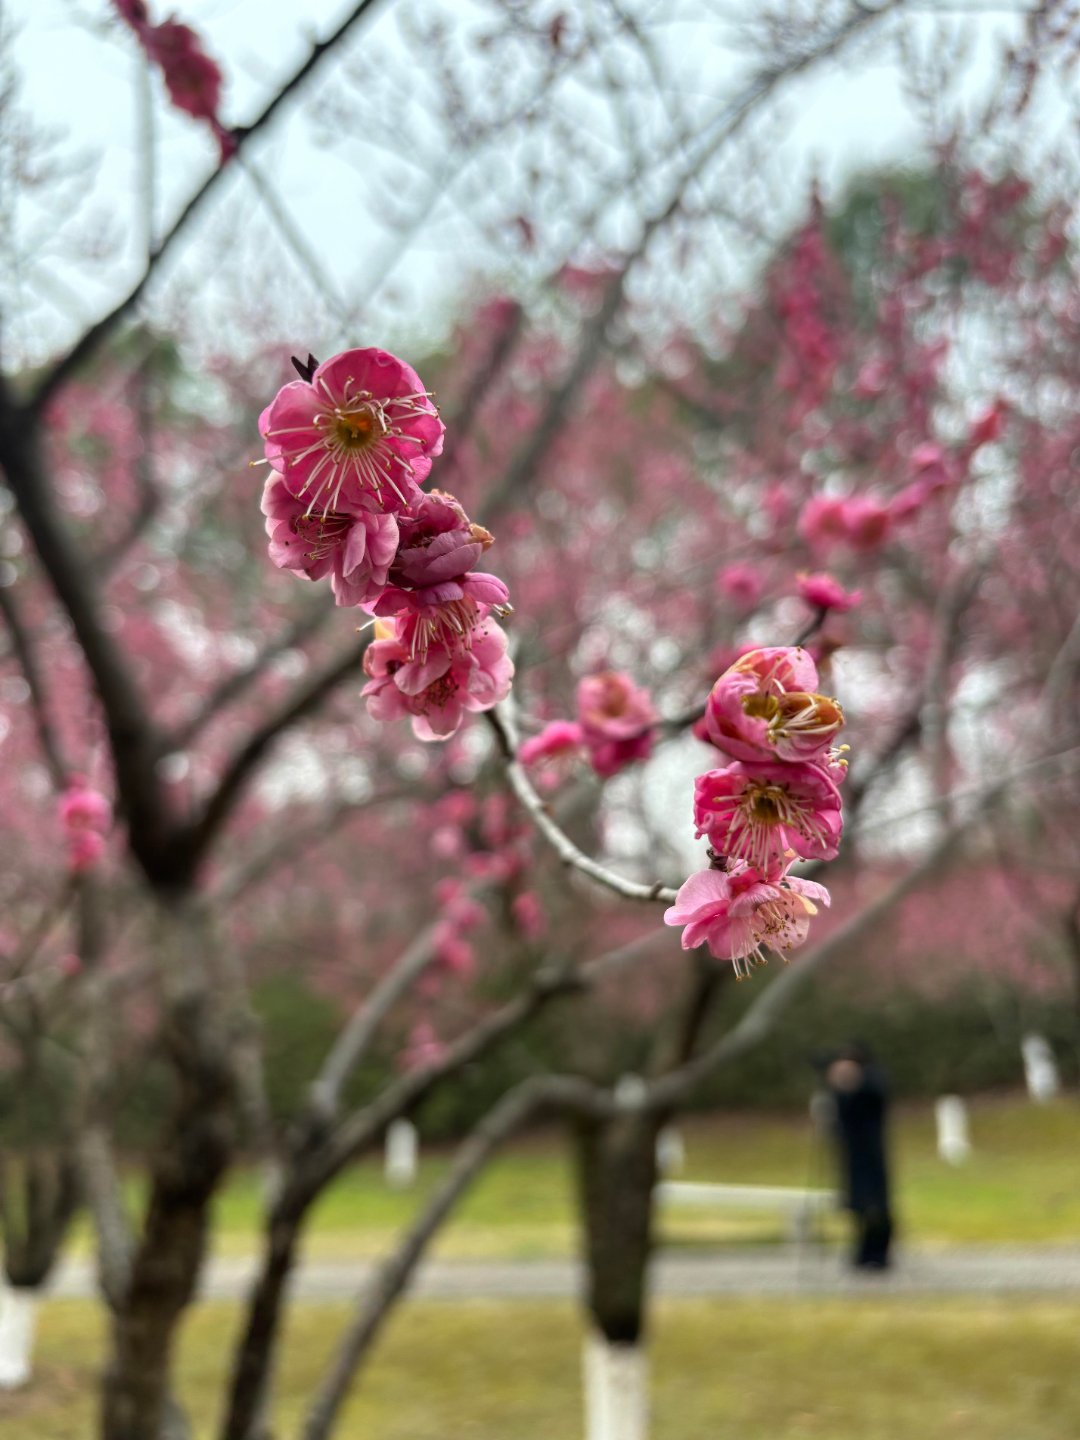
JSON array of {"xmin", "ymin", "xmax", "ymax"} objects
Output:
[{"xmin": 825, "ymin": 1041, "xmax": 894, "ymax": 1271}]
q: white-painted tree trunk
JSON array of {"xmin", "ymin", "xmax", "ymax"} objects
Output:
[
  {"xmin": 1021, "ymin": 1034, "xmax": 1060, "ymax": 1103},
  {"xmin": 384, "ymin": 1118, "xmax": 419, "ymax": 1189},
  {"xmin": 934, "ymin": 1095, "xmax": 972, "ymax": 1165},
  {"xmin": 655, "ymin": 1125, "xmax": 685, "ymax": 1177},
  {"xmin": 0, "ymin": 1286, "xmax": 39, "ymax": 1390},
  {"xmin": 583, "ymin": 1332, "xmax": 648, "ymax": 1440}
]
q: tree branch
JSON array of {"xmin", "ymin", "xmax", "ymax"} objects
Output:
[
  {"xmin": 0, "ymin": 578, "xmax": 69, "ymax": 787},
  {"xmin": 300, "ymin": 1074, "xmax": 594, "ymax": 1440},
  {"xmin": 25, "ymin": 0, "xmax": 391, "ymax": 413},
  {"xmin": 168, "ymin": 597, "xmax": 334, "ymax": 753},
  {"xmin": 178, "ymin": 634, "xmax": 370, "ymax": 875},
  {"xmin": 486, "ymin": 706, "xmax": 678, "ymax": 905}
]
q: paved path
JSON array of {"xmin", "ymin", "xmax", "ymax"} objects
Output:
[{"xmin": 48, "ymin": 1246, "xmax": 1080, "ymax": 1302}]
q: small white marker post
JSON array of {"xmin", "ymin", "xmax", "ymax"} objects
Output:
[
  {"xmin": 1021, "ymin": 1034, "xmax": 1060, "ymax": 1103},
  {"xmin": 384, "ymin": 1118, "xmax": 419, "ymax": 1189},
  {"xmin": 935, "ymin": 1095, "xmax": 972, "ymax": 1165}
]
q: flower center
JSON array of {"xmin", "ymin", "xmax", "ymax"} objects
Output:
[
  {"xmin": 331, "ymin": 401, "xmax": 385, "ymax": 451},
  {"xmin": 742, "ymin": 692, "xmax": 780, "ymax": 721},
  {"xmin": 744, "ymin": 783, "xmax": 787, "ymax": 825},
  {"xmin": 768, "ymin": 691, "xmax": 844, "ymax": 743},
  {"xmin": 292, "ymin": 510, "xmax": 351, "ymax": 561},
  {"xmin": 421, "ymin": 672, "xmax": 460, "ymax": 710}
]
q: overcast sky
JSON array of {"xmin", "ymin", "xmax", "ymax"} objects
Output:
[{"xmin": 4, "ymin": 0, "xmax": 1062, "ymax": 369}]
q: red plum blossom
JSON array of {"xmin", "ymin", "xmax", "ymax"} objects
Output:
[
  {"xmin": 576, "ymin": 671, "xmax": 657, "ymax": 777},
  {"xmin": 796, "ymin": 572, "xmax": 861, "ymax": 614}
]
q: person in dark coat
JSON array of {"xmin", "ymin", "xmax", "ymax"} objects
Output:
[{"xmin": 826, "ymin": 1042, "xmax": 894, "ymax": 1270}]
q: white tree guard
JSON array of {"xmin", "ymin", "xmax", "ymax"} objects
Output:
[
  {"xmin": 584, "ymin": 1332, "xmax": 648, "ymax": 1440},
  {"xmin": 384, "ymin": 1118, "xmax": 419, "ymax": 1189},
  {"xmin": 934, "ymin": 1095, "xmax": 972, "ymax": 1165},
  {"xmin": 0, "ymin": 1286, "xmax": 39, "ymax": 1390},
  {"xmin": 1021, "ymin": 1034, "xmax": 1060, "ymax": 1103},
  {"xmin": 655, "ymin": 1125, "xmax": 686, "ymax": 1177}
]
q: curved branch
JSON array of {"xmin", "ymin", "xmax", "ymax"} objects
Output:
[{"xmin": 486, "ymin": 706, "xmax": 678, "ymax": 905}]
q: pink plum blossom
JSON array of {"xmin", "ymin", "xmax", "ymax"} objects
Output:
[
  {"xmin": 693, "ymin": 759, "xmax": 843, "ymax": 874},
  {"xmin": 68, "ymin": 831, "xmax": 107, "ymax": 873},
  {"xmin": 433, "ymin": 923, "xmax": 476, "ymax": 977},
  {"xmin": 518, "ymin": 719, "xmax": 585, "ymax": 766},
  {"xmin": 798, "ymin": 495, "xmax": 849, "ymax": 550},
  {"xmin": 362, "ymin": 615, "xmax": 514, "ymax": 741},
  {"xmin": 59, "ymin": 780, "xmax": 111, "ymax": 873},
  {"xmin": 717, "ymin": 563, "xmax": 765, "ymax": 610},
  {"xmin": 968, "ymin": 400, "xmax": 1006, "ymax": 448},
  {"xmin": 399, "ymin": 1021, "xmax": 447, "ymax": 1072},
  {"xmin": 703, "ymin": 647, "xmax": 844, "ymax": 766},
  {"xmin": 260, "ymin": 475, "xmax": 398, "ymax": 607},
  {"xmin": 664, "ymin": 862, "xmax": 830, "ymax": 977},
  {"xmin": 799, "ymin": 493, "xmax": 891, "ymax": 551},
  {"xmin": 113, "ymin": 4, "xmax": 234, "ymax": 160},
  {"xmin": 841, "ymin": 496, "xmax": 892, "ymax": 550},
  {"xmin": 390, "ymin": 490, "xmax": 494, "ymax": 588},
  {"xmin": 575, "ymin": 671, "xmax": 657, "ymax": 777},
  {"xmin": 511, "ymin": 890, "xmax": 547, "ymax": 940},
  {"xmin": 796, "ymin": 571, "xmax": 861, "ymax": 614},
  {"xmin": 889, "ymin": 480, "xmax": 933, "ymax": 522},
  {"xmin": 59, "ymin": 782, "xmax": 112, "ymax": 833},
  {"xmin": 371, "ymin": 572, "xmax": 510, "ymax": 660},
  {"xmin": 260, "ymin": 348, "xmax": 443, "ymax": 514}
]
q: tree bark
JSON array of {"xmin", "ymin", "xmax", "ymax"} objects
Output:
[{"xmin": 101, "ymin": 899, "xmax": 238, "ymax": 1440}]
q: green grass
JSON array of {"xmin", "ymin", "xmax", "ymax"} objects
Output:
[
  {"xmin": 3, "ymin": 1294, "xmax": 1079, "ymax": 1439},
  {"xmin": 63, "ymin": 1093, "xmax": 1080, "ymax": 1263},
  {"xmin": 211, "ymin": 1093, "xmax": 1080, "ymax": 1258}
]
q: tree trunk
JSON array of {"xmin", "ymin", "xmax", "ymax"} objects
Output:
[
  {"xmin": 221, "ymin": 1201, "xmax": 308, "ymax": 1440},
  {"xmin": 575, "ymin": 1114, "xmax": 660, "ymax": 1440},
  {"xmin": 0, "ymin": 1285, "xmax": 39, "ymax": 1391},
  {"xmin": 101, "ymin": 898, "xmax": 238, "ymax": 1440}
]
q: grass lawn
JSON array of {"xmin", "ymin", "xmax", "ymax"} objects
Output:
[
  {"xmin": 2, "ymin": 1294, "xmax": 1079, "ymax": 1439},
  {"xmin": 200, "ymin": 1092, "xmax": 1080, "ymax": 1259},
  {"xmin": 60, "ymin": 1092, "xmax": 1080, "ymax": 1264}
]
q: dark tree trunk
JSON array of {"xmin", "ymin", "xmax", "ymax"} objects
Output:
[
  {"xmin": 576, "ymin": 1112, "xmax": 661, "ymax": 1345},
  {"xmin": 101, "ymin": 900, "xmax": 238, "ymax": 1440},
  {"xmin": 221, "ymin": 1198, "xmax": 309, "ymax": 1440}
]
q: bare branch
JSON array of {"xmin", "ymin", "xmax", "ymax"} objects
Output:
[
  {"xmin": 0, "ymin": 577, "xmax": 69, "ymax": 786},
  {"xmin": 180, "ymin": 634, "xmax": 370, "ymax": 873},
  {"xmin": 307, "ymin": 924, "xmax": 439, "ymax": 1122},
  {"xmin": 300, "ymin": 1075, "xmax": 594, "ymax": 1440},
  {"xmin": 25, "ymin": 0, "xmax": 391, "ymax": 413},
  {"xmin": 168, "ymin": 597, "xmax": 334, "ymax": 753},
  {"xmin": 0, "ymin": 388, "xmax": 169, "ymax": 876}
]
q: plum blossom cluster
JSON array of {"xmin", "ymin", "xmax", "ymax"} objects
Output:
[
  {"xmin": 518, "ymin": 671, "xmax": 657, "ymax": 780},
  {"xmin": 59, "ymin": 779, "xmax": 112, "ymax": 874},
  {"xmin": 258, "ymin": 348, "xmax": 513, "ymax": 741},
  {"xmin": 665, "ymin": 647, "xmax": 846, "ymax": 977}
]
